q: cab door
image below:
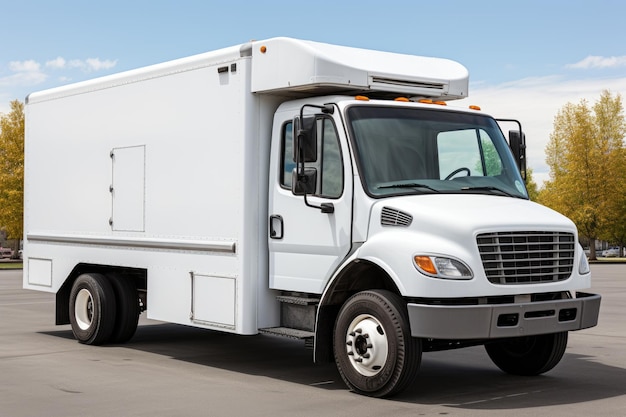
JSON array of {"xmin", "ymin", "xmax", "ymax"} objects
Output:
[{"xmin": 268, "ymin": 111, "xmax": 353, "ymax": 294}]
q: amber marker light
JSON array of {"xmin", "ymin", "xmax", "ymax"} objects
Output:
[
  {"xmin": 355, "ymin": 95, "xmax": 370, "ymax": 101},
  {"xmin": 260, "ymin": 45, "xmax": 267, "ymax": 53},
  {"xmin": 395, "ymin": 97, "xmax": 410, "ymax": 102},
  {"xmin": 418, "ymin": 99, "xmax": 433, "ymax": 104},
  {"xmin": 469, "ymin": 105, "xmax": 481, "ymax": 111},
  {"xmin": 414, "ymin": 256, "xmax": 437, "ymax": 275}
]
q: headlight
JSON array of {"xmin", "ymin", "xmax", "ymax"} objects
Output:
[
  {"xmin": 579, "ymin": 251, "xmax": 590, "ymax": 275},
  {"xmin": 413, "ymin": 255, "xmax": 473, "ymax": 279}
]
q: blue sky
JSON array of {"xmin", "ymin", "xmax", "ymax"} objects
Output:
[{"xmin": 2, "ymin": 0, "xmax": 626, "ymax": 184}]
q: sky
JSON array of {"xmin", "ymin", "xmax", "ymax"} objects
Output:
[{"xmin": 2, "ymin": 0, "xmax": 626, "ymax": 185}]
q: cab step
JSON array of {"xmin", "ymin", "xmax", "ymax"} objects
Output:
[
  {"xmin": 276, "ymin": 294, "xmax": 319, "ymax": 332},
  {"xmin": 258, "ymin": 326, "xmax": 314, "ymax": 339},
  {"xmin": 258, "ymin": 327, "xmax": 315, "ymax": 349}
]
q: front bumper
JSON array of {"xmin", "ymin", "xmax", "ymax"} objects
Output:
[{"xmin": 407, "ymin": 292, "xmax": 601, "ymax": 339}]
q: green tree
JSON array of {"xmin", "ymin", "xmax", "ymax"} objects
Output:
[
  {"xmin": 538, "ymin": 91, "xmax": 626, "ymax": 260},
  {"xmin": 0, "ymin": 100, "xmax": 25, "ymax": 245}
]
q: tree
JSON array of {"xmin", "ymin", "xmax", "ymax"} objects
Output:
[
  {"xmin": 0, "ymin": 100, "xmax": 25, "ymax": 246},
  {"xmin": 524, "ymin": 168, "xmax": 539, "ymax": 202},
  {"xmin": 538, "ymin": 91, "xmax": 626, "ymax": 260}
]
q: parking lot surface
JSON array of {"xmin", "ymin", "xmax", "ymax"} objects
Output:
[{"xmin": 1, "ymin": 265, "xmax": 624, "ymax": 416}]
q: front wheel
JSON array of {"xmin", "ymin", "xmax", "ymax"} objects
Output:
[
  {"xmin": 485, "ymin": 332, "xmax": 568, "ymax": 375},
  {"xmin": 333, "ymin": 290, "xmax": 421, "ymax": 398}
]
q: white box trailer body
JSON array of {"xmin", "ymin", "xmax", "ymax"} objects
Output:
[
  {"xmin": 25, "ymin": 44, "xmax": 281, "ymax": 333},
  {"xmin": 24, "ymin": 37, "xmax": 600, "ymax": 397}
]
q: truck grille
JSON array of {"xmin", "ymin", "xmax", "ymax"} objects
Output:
[{"xmin": 477, "ymin": 231, "xmax": 575, "ymax": 284}]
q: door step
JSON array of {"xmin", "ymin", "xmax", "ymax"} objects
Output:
[
  {"xmin": 277, "ymin": 294, "xmax": 319, "ymax": 332},
  {"xmin": 258, "ymin": 293, "xmax": 320, "ymax": 349},
  {"xmin": 276, "ymin": 295, "xmax": 320, "ymax": 306},
  {"xmin": 259, "ymin": 326, "xmax": 315, "ymax": 349},
  {"xmin": 259, "ymin": 326, "xmax": 314, "ymax": 339}
]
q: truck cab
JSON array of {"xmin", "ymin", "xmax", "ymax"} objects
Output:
[{"xmin": 265, "ymin": 94, "xmax": 599, "ymax": 396}]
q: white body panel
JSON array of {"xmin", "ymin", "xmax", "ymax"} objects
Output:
[
  {"xmin": 358, "ymin": 195, "xmax": 591, "ymax": 298},
  {"xmin": 24, "ymin": 49, "xmax": 282, "ymax": 334},
  {"xmin": 250, "ymin": 38, "xmax": 468, "ymax": 99}
]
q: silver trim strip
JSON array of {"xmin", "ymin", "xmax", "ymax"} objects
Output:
[{"xmin": 27, "ymin": 232, "xmax": 236, "ymax": 253}]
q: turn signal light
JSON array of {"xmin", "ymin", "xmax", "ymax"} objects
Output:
[{"xmin": 414, "ymin": 256, "xmax": 437, "ymax": 275}]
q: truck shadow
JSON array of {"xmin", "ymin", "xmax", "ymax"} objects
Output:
[{"xmin": 42, "ymin": 322, "xmax": 626, "ymax": 409}]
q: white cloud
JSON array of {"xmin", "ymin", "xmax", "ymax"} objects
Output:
[
  {"xmin": 46, "ymin": 57, "xmax": 66, "ymax": 69},
  {"xmin": 458, "ymin": 76, "xmax": 626, "ymax": 187},
  {"xmin": 567, "ymin": 55, "xmax": 626, "ymax": 69},
  {"xmin": 66, "ymin": 58, "xmax": 117, "ymax": 72},
  {"xmin": 0, "ymin": 99, "xmax": 10, "ymax": 115},
  {"xmin": 1, "ymin": 56, "xmax": 118, "ymax": 105},
  {"xmin": 13, "ymin": 57, "xmax": 118, "ymax": 73},
  {"xmin": 85, "ymin": 58, "xmax": 117, "ymax": 71},
  {"xmin": 9, "ymin": 59, "xmax": 41, "ymax": 72},
  {"xmin": 1, "ymin": 60, "xmax": 47, "ymax": 87}
]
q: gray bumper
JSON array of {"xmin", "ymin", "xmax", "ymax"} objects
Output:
[{"xmin": 407, "ymin": 292, "xmax": 601, "ymax": 340}]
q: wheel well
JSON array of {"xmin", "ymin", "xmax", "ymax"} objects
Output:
[
  {"xmin": 56, "ymin": 264, "xmax": 147, "ymax": 325},
  {"xmin": 314, "ymin": 259, "xmax": 400, "ymax": 363}
]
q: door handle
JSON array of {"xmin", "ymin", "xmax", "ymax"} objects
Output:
[{"xmin": 269, "ymin": 215, "xmax": 284, "ymax": 239}]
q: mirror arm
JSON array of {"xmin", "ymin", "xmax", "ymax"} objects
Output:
[
  {"xmin": 299, "ymin": 103, "xmax": 334, "ymax": 121},
  {"xmin": 303, "ymin": 194, "xmax": 335, "ymax": 214}
]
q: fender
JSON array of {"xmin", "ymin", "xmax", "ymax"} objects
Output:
[{"xmin": 313, "ymin": 241, "xmax": 404, "ymax": 363}]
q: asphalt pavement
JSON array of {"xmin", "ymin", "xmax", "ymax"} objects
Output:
[{"xmin": 1, "ymin": 265, "xmax": 624, "ymax": 416}]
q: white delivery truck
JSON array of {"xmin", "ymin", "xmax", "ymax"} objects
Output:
[{"xmin": 24, "ymin": 37, "xmax": 601, "ymax": 397}]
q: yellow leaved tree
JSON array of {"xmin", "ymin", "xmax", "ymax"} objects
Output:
[
  {"xmin": 0, "ymin": 100, "xmax": 25, "ymax": 248},
  {"xmin": 538, "ymin": 91, "xmax": 626, "ymax": 260}
]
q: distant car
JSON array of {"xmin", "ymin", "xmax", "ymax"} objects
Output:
[
  {"xmin": 602, "ymin": 247, "xmax": 621, "ymax": 258},
  {"xmin": 0, "ymin": 247, "xmax": 13, "ymax": 259}
]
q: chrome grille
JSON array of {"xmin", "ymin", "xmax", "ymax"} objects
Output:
[
  {"xmin": 381, "ymin": 207, "xmax": 413, "ymax": 227},
  {"xmin": 477, "ymin": 231, "xmax": 575, "ymax": 284}
]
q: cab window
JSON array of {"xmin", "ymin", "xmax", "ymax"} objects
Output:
[{"xmin": 280, "ymin": 118, "xmax": 343, "ymax": 198}]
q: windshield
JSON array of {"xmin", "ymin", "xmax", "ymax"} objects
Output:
[{"xmin": 347, "ymin": 105, "xmax": 528, "ymax": 199}]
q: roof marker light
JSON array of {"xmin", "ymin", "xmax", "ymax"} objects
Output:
[
  {"xmin": 355, "ymin": 95, "xmax": 370, "ymax": 101},
  {"xmin": 395, "ymin": 97, "xmax": 410, "ymax": 102},
  {"xmin": 418, "ymin": 99, "xmax": 433, "ymax": 104},
  {"xmin": 469, "ymin": 105, "xmax": 481, "ymax": 111},
  {"xmin": 260, "ymin": 46, "xmax": 267, "ymax": 53}
]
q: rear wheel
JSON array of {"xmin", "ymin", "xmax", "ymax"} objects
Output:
[
  {"xmin": 485, "ymin": 332, "xmax": 568, "ymax": 375},
  {"xmin": 108, "ymin": 275, "xmax": 140, "ymax": 344},
  {"xmin": 333, "ymin": 290, "xmax": 421, "ymax": 398},
  {"xmin": 69, "ymin": 273, "xmax": 117, "ymax": 345}
]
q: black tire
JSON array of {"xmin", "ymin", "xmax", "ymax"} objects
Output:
[
  {"xmin": 333, "ymin": 290, "xmax": 421, "ymax": 398},
  {"xmin": 485, "ymin": 332, "xmax": 568, "ymax": 375},
  {"xmin": 69, "ymin": 273, "xmax": 117, "ymax": 345},
  {"xmin": 108, "ymin": 274, "xmax": 140, "ymax": 344}
]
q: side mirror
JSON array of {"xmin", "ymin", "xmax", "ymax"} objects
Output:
[
  {"xmin": 292, "ymin": 167, "xmax": 317, "ymax": 195},
  {"xmin": 509, "ymin": 130, "xmax": 526, "ymax": 179},
  {"xmin": 293, "ymin": 115, "xmax": 318, "ymax": 164}
]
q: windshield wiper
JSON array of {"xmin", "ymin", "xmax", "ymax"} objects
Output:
[
  {"xmin": 461, "ymin": 186, "xmax": 522, "ymax": 198},
  {"xmin": 378, "ymin": 183, "xmax": 440, "ymax": 193}
]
